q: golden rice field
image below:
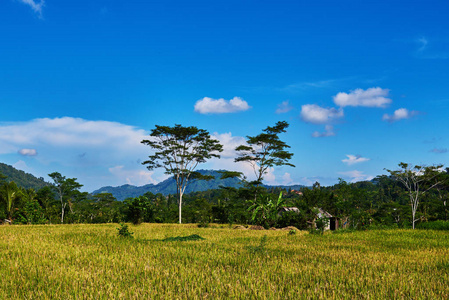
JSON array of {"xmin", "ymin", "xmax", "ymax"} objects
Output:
[{"xmin": 1, "ymin": 224, "xmax": 449, "ymax": 299}]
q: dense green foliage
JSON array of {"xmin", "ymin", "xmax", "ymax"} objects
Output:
[
  {"xmin": 1, "ymin": 159, "xmax": 448, "ymax": 230},
  {"xmin": 0, "ymin": 163, "xmax": 49, "ymax": 190}
]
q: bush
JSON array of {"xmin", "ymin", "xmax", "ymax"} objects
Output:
[
  {"xmin": 416, "ymin": 221, "xmax": 449, "ymax": 230},
  {"xmin": 117, "ymin": 223, "xmax": 134, "ymax": 238}
]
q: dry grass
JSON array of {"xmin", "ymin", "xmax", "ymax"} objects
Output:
[{"xmin": 1, "ymin": 224, "xmax": 448, "ymax": 299}]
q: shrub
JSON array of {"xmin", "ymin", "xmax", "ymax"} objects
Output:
[
  {"xmin": 117, "ymin": 223, "xmax": 134, "ymax": 238},
  {"xmin": 416, "ymin": 221, "xmax": 449, "ymax": 230}
]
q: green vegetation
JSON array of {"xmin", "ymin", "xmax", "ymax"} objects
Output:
[
  {"xmin": 0, "ymin": 163, "xmax": 49, "ymax": 190},
  {"xmin": 1, "ymin": 164, "xmax": 449, "ymax": 230},
  {"xmin": 161, "ymin": 234, "xmax": 205, "ymax": 242},
  {"xmin": 116, "ymin": 223, "xmax": 134, "ymax": 238},
  {"xmin": 416, "ymin": 220, "xmax": 449, "ymax": 230},
  {"xmin": 1, "ymin": 224, "xmax": 448, "ymax": 299}
]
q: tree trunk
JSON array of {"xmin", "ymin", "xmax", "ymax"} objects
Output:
[
  {"xmin": 178, "ymin": 191, "xmax": 183, "ymax": 224},
  {"xmin": 61, "ymin": 200, "xmax": 66, "ymax": 224}
]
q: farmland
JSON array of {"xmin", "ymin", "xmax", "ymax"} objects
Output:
[{"xmin": 1, "ymin": 224, "xmax": 449, "ymax": 299}]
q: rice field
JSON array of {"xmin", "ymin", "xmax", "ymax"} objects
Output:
[{"xmin": 1, "ymin": 224, "xmax": 448, "ymax": 299}]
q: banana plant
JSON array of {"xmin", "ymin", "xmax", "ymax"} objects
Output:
[
  {"xmin": 0, "ymin": 181, "xmax": 21, "ymax": 224},
  {"xmin": 248, "ymin": 192, "xmax": 286, "ymax": 228}
]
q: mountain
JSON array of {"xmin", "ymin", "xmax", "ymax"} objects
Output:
[
  {"xmin": 92, "ymin": 169, "xmax": 305, "ymax": 201},
  {"xmin": 0, "ymin": 163, "xmax": 50, "ymax": 190},
  {"xmin": 92, "ymin": 170, "xmax": 243, "ymax": 200}
]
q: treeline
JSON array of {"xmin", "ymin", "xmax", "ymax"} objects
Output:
[{"xmin": 1, "ymin": 167, "xmax": 448, "ymax": 229}]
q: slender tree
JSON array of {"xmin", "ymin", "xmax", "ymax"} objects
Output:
[
  {"xmin": 234, "ymin": 121, "xmax": 294, "ymax": 187},
  {"xmin": 48, "ymin": 172, "xmax": 83, "ymax": 223},
  {"xmin": 386, "ymin": 163, "xmax": 443, "ymax": 229},
  {"xmin": 141, "ymin": 124, "xmax": 223, "ymax": 223}
]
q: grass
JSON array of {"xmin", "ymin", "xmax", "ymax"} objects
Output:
[{"xmin": 1, "ymin": 224, "xmax": 449, "ymax": 299}]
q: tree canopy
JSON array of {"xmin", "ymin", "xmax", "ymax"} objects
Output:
[{"xmin": 235, "ymin": 121, "xmax": 294, "ymax": 185}]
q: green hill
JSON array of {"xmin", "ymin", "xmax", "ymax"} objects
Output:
[{"xmin": 0, "ymin": 163, "xmax": 50, "ymax": 190}]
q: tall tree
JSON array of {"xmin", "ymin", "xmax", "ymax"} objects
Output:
[
  {"xmin": 48, "ymin": 172, "xmax": 83, "ymax": 224},
  {"xmin": 234, "ymin": 121, "xmax": 294, "ymax": 185},
  {"xmin": 386, "ymin": 162, "xmax": 444, "ymax": 229},
  {"xmin": 141, "ymin": 124, "xmax": 223, "ymax": 223}
]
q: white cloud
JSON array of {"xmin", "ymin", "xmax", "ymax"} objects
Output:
[
  {"xmin": 194, "ymin": 97, "xmax": 251, "ymax": 114},
  {"xmin": 342, "ymin": 154, "xmax": 370, "ymax": 165},
  {"xmin": 19, "ymin": 0, "xmax": 44, "ymax": 17},
  {"xmin": 338, "ymin": 170, "xmax": 374, "ymax": 183},
  {"xmin": 18, "ymin": 148, "xmax": 38, "ymax": 156},
  {"xmin": 263, "ymin": 167, "xmax": 277, "ymax": 184},
  {"xmin": 333, "ymin": 87, "xmax": 391, "ymax": 108},
  {"xmin": 211, "ymin": 132, "xmax": 246, "ymax": 158},
  {"xmin": 0, "ymin": 117, "xmax": 147, "ymax": 151},
  {"xmin": 312, "ymin": 125, "xmax": 335, "ymax": 138},
  {"xmin": 13, "ymin": 160, "xmax": 33, "ymax": 174},
  {"xmin": 108, "ymin": 165, "xmax": 158, "ymax": 186},
  {"xmin": 282, "ymin": 172, "xmax": 293, "ymax": 185},
  {"xmin": 0, "ymin": 117, "xmax": 151, "ymax": 191},
  {"xmin": 300, "ymin": 104, "xmax": 344, "ymax": 124},
  {"xmin": 382, "ymin": 108, "xmax": 417, "ymax": 122},
  {"xmin": 275, "ymin": 101, "xmax": 294, "ymax": 114}
]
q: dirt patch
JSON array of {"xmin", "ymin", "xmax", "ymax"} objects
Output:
[
  {"xmin": 249, "ymin": 225, "xmax": 265, "ymax": 230},
  {"xmin": 281, "ymin": 226, "xmax": 299, "ymax": 231},
  {"xmin": 233, "ymin": 225, "xmax": 248, "ymax": 230}
]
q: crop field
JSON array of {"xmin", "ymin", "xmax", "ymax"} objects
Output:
[{"xmin": 1, "ymin": 224, "xmax": 449, "ymax": 299}]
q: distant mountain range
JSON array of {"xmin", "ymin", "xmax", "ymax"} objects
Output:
[
  {"xmin": 93, "ymin": 169, "xmax": 305, "ymax": 201},
  {"xmin": 0, "ymin": 163, "xmax": 50, "ymax": 190}
]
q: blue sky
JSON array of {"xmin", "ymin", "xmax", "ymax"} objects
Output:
[{"xmin": 1, "ymin": 0, "xmax": 448, "ymax": 192}]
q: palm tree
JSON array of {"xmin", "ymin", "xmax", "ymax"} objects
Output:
[{"xmin": 1, "ymin": 181, "xmax": 21, "ymax": 224}]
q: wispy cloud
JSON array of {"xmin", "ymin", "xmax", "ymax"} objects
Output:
[
  {"xmin": 280, "ymin": 77, "xmax": 358, "ymax": 93},
  {"xmin": 282, "ymin": 79, "xmax": 337, "ymax": 91},
  {"xmin": 382, "ymin": 108, "xmax": 418, "ymax": 123},
  {"xmin": 300, "ymin": 104, "xmax": 344, "ymax": 125},
  {"xmin": 342, "ymin": 154, "xmax": 370, "ymax": 165},
  {"xmin": 194, "ymin": 97, "xmax": 251, "ymax": 114},
  {"xmin": 414, "ymin": 36, "xmax": 449, "ymax": 59},
  {"xmin": 19, "ymin": 0, "xmax": 45, "ymax": 18},
  {"xmin": 333, "ymin": 87, "xmax": 391, "ymax": 108},
  {"xmin": 312, "ymin": 125, "xmax": 335, "ymax": 138},
  {"xmin": 429, "ymin": 148, "xmax": 448, "ymax": 154},
  {"xmin": 416, "ymin": 37, "xmax": 428, "ymax": 52},
  {"xmin": 275, "ymin": 101, "xmax": 294, "ymax": 114}
]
